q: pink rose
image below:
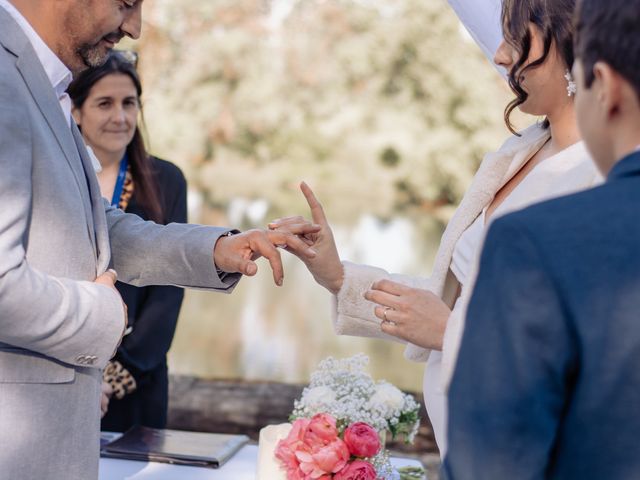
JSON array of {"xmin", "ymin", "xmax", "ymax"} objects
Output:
[
  {"xmin": 275, "ymin": 418, "xmax": 311, "ymax": 475},
  {"xmin": 343, "ymin": 423, "xmax": 381, "ymax": 458},
  {"xmin": 305, "ymin": 413, "xmax": 339, "ymax": 446},
  {"xmin": 297, "ymin": 438, "xmax": 350, "ymax": 478},
  {"xmin": 284, "ymin": 468, "xmax": 307, "ymax": 480},
  {"xmin": 334, "ymin": 460, "xmax": 378, "ymax": 480}
]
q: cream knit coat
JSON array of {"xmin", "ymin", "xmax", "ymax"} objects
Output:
[{"xmin": 331, "ymin": 124, "xmax": 602, "ymax": 452}]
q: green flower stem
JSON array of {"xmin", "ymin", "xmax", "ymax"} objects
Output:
[{"xmin": 397, "ymin": 465, "xmax": 426, "ymax": 479}]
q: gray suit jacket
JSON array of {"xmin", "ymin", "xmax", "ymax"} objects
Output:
[{"xmin": 0, "ymin": 8, "xmax": 239, "ymax": 479}]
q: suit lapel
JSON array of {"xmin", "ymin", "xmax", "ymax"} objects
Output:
[
  {"xmin": 13, "ymin": 55, "xmax": 96, "ymax": 215},
  {"xmin": 0, "ymin": 9, "xmax": 97, "ymax": 238},
  {"xmin": 0, "ymin": 9, "xmax": 107, "ymax": 271},
  {"xmin": 71, "ymin": 124, "xmax": 111, "ymax": 273}
]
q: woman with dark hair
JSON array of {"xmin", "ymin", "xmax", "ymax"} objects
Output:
[
  {"xmin": 68, "ymin": 51, "xmax": 187, "ymax": 432},
  {"xmin": 271, "ymin": 0, "xmax": 602, "ymax": 454}
]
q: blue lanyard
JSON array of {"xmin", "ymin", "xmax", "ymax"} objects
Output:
[{"xmin": 110, "ymin": 154, "xmax": 129, "ymax": 208}]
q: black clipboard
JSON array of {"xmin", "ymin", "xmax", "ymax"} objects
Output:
[{"xmin": 100, "ymin": 426, "xmax": 250, "ymax": 469}]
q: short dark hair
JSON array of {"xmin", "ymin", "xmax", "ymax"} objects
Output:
[
  {"xmin": 575, "ymin": 0, "xmax": 640, "ymax": 99},
  {"xmin": 501, "ymin": 0, "xmax": 577, "ymax": 135}
]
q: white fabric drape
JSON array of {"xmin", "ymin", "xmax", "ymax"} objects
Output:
[{"xmin": 447, "ymin": 0, "xmax": 504, "ymax": 66}]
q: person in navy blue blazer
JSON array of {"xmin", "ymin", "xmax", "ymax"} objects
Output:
[{"xmin": 444, "ymin": 0, "xmax": 640, "ymax": 478}]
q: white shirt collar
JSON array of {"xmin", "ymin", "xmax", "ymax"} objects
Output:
[{"xmin": 0, "ymin": 0, "xmax": 73, "ymax": 105}]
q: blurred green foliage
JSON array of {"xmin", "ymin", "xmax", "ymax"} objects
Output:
[{"xmin": 135, "ymin": 0, "xmax": 513, "ymax": 224}]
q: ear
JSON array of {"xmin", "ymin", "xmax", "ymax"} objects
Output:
[
  {"xmin": 71, "ymin": 106, "xmax": 81, "ymax": 126},
  {"xmin": 593, "ymin": 62, "xmax": 624, "ymax": 120}
]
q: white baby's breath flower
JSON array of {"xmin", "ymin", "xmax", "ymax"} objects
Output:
[
  {"xmin": 302, "ymin": 385, "xmax": 336, "ymax": 407},
  {"xmin": 290, "ymin": 354, "xmax": 420, "ymax": 449},
  {"xmin": 369, "ymin": 383, "xmax": 405, "ymax": 411}
]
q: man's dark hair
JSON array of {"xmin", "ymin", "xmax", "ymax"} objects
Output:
[{"xmin": 575, "ymin": 0, "xmax": 640, "ymax": 98}]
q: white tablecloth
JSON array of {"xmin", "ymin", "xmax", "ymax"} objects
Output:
[{"xmin": 99, "ymin": 445, "xmax": 424, "ymax": 479}]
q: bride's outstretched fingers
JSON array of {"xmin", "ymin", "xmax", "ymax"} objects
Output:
[
  {"xmin": 300, "ymin": 181, "xmax": 330, "ymax": 226},
  {"xmin": 270, "ymin": 182, "xmax": 344, "ymax": 294}
]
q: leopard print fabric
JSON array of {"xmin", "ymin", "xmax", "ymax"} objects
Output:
[
  {"xmin": 117, "ymin": 166, "xmax": 134, "ymax": 211},
  {"xmin": 103, "ymin": 360, "xmax": 137, "ymax": 400}
]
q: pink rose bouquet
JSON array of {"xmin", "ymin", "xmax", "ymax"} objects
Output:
[
  {"xmin": 334, "ymin": 461, "xmax": 378, "ymax": 480},
  {"xmin": 343, "ymin": 423, "xmax": 381, "ymax": 458},
  {"xmin": 275, "ymin": 414, "xmax": 381, "ymax": 479}
]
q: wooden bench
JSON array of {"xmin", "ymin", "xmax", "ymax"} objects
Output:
[{"xmin": 167, "ymin": 375, "xmax": 439, "ymax": 456}]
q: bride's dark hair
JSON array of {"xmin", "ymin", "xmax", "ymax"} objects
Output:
[{"xmin": 502, "ymin": 0, "xmax": 576, "ymax": 135}]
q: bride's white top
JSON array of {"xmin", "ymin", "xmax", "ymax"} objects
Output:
[{"xmin": 450, "ymin": 210, "xmax": 485, "ymax": 286}]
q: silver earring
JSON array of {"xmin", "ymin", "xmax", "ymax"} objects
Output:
[{"xmin": 564, "ymin": 70, "xmax": 577, "ymax": 97}]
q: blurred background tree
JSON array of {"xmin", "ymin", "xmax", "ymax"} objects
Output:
[
  {"xmin": 137, "ymin": 0, "xmax": 510, "ymax": 223},
  {"xmin": 127, "ymin": 0, "xmax": 518, "ymax": 391}
]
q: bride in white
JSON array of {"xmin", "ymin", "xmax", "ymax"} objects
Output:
[{"xmin": 272, "ymin": 0, "xmax": 601, "ymax": 455}]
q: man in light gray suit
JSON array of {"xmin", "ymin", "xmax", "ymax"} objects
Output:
[{"xmin": 0, "ymin": 0, "xmax": 318, "ymax": 478}]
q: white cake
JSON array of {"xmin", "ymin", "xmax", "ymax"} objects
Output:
[{"xmin": 256, "ymin": 423, "xmax": 292, "ymax": 480}]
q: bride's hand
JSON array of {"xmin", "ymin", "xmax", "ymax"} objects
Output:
[
  {"xmin": 364, "ymin": 279, "xmax": 450, "ymax": 350},
  {"xmin": 269, "ymin": 182, "xmax": 344, "ymax": 295}
]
